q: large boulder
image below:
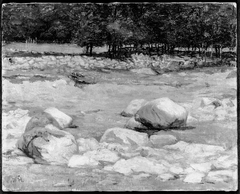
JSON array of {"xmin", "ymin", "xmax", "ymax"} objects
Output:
[
  {"xmin": 100, "ymin": 127, "xmax": 150, "ymax": 149},
  {"xmin": 16, "ymin": 124, "xmax": 78, "ymax": 165},
  {"xmin": 25, "ymin": 107, "xmax": 73, "ymax": 132},
  {"xmin": 135, "ymin": 97, "xmax": 188, "ymax": 129},
  {"xmin": 120, "ymin": 99, "xmax": 147, "ymax": 117}
]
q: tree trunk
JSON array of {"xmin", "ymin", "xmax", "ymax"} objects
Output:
[
  {"xmin": 86, "ymin": 45, "xmax": 89, "ymax": 54},
  {"xmin": 89, "ymin": 43, "xmax": 93, "ymax": 56}
]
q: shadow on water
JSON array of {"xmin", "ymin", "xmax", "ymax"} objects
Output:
[{"xmin": 134, "ymin": 126, "xmax": 196, "ymax": 137}]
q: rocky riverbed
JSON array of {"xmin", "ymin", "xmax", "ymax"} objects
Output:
[{"xmin": 2, "ymin": 50, "xmax": 238, "ymax": 191}]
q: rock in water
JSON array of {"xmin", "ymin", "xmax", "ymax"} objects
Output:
[
  {"xmin": 135, "ymin": 97, "xmax": 188, "ymax": 129},
  {"xmin": 17, "ymin": 124, "xmax": 78, "ymax": 165},
  {"xmin": 25, "ymin": 107, "xmax": 73, "ymax": 132},
  {"xmin": 121, "ymin": 99, "xmax": 147, "ymax": 117},
  {"xmin": 25, "ymin": 112, "xmax": 62, "ymax": 132},
  {"xmin": 44, "ymin": 107, "xmax": 73, "ymax": 129},
  {"xmin": 100, "ymin": 127, "xmax": 150, "ymax": 149},
  {"xmin": 125, "ymin": 117, "xmax": 148, "ymax": 130}
]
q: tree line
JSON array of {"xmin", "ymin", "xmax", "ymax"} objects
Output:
[{"xmin": 2, "ymin": 3, "xmax": 237, "ymax": 58}]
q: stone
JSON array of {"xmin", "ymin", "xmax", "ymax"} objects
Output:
[
  {"xmin": 100, "ymin": 127, "xmax": 150, "ymax": 149},
  {"xmin": 226, "ymin": 70, "xmax": 237, "ymax": 79},
  {"xmin": 83, "ymin": 148, "xmax": 120, "ymax": 163},
  {"xmin": 169, "ymin": 165, "xmax": 184, "ymax": 174},
  {"xmin": 192, "ymin": 97, "xmax": 221, "ymax": 109},
  {"xmin": 52, "ymin": 79, "xmax": 67, "ymax": 88},
  {"xmin": 17, "ymin": 124, "xmax": 78, "ymax": 165},
  {"xmin": 121, "ymin": 99, "xmax": 147, "ymax": 117},
  {"xmin": 108, "ymin": 156, "xmax": 168, "ymax": 175},
  {"xmin": 156, "ymin": 173, "xmax": 178, "ymax": 182},
  {"xmin": 77, "ymin": 137, "xmax": 100, "ymax": 153},
  {"xmin": 212, "ymin": 155, "xmax": 237, "ymax": 169},
  {"xmin": 43, "ymin": 107, "xmax": 72, "ymax": 129},
  {"xmin": 135, "ymin": 97, "xmax": 188, "ymax": 129},
  {"xmin": 183, "ymin": 172, "xmax": 205, "ymax": 183},
  {"xmin": 68, "ymin": 155, "xmax": 99, "ymax": 168},
  {"xmin": 24, "ymin": 112, "xmax": 63, "ymax": 132},
  {"xmin": 205, "ymin": 170, "xmax": 237, "ymax": 183},
  {"xmin": 125, "ymin": 117, "xmax": 148, "ymax": 130},
  {"xmin": 186, "ymin": 114, "xmax": 198, "ymax": 124},
  {"xmin": 149, "ymin": 134, "xmax": 177, "ymax": 148}
]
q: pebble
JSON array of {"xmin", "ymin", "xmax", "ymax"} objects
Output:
[{"xmin": 183, "ymin": 172, "xmax": 205, "ymax": 183}]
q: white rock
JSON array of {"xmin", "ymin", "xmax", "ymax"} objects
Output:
[
  {"xmin": 157, "ymin": 173, "xmax": 177, "ymax": 181},
  {"xmin": 44, "ymin": 107, "xmax": 72, "ymax": 129},
  {"xmin": 100, "ymin": 127, "xmax": 150, "ymax": 148},
  {"xmin": 125, "ymin": 117, "xmax": 148, "ymax": 130},
  {"xmin": 169, "ymin": 165, "xmax": 184, "ymax": 174},
  {"xmin": 212, "ymin": 155, "xmax": 237, "ymax": 169},
  {"xmin": 83, "ymin": 148, "xmax": 120, "ymax": 163},
  {"xmin": 135, "ymin": 97, "xmax": 188, "ymax": 129},
  {"xmin": 121, "ymin": 99, "xmax": 147, "ymax": 117},
  {"xmin": 190, "ymin": 162, "xmax": 212, "ymax": 173},
  {"xmin": 186, "ymin": 114, "xmax": 198, "ymax": 124},
  {"xmin": 110, "ymin": 156, "xmax": 168, "ymax": 175},
  {"xmin": 192, "ymin": 97, "xmax": 221, "ymax": 109},
  {"xmin": 68, "ymin": 155, "xmax": 99, "ymax": 168},
  {"xmin": 150, "ymin": 134, "xmax": 177, "ymax": 148},
  {"xmin": 205, "ymin": 170, "xmax": 237, "ymax": 183},
  {"xmin": 183, "ymin": 172, "xmax": 205, "ymax": 183},
  {"xmin": 77, "ymin": 137, "xmax": 100, "ymax": 153},
  {"xmin": 52, "ymin": 79, "xmax": 67, "ymax": 88}
]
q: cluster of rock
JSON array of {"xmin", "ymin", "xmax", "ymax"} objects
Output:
[
  {"xmin": 2, "ymin": 55, "xmax": 135, "ymax": 72},
  {"xmin": 3, "ymin": 51, "xmax": 236, "ymax": 75},
  {"xmin": 2, "ymin": 96, "xmax": 237, "ymax": 186},
  {"xmin": 122, "ymin": 96, "xmax": 236, "ymax": 132}
]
